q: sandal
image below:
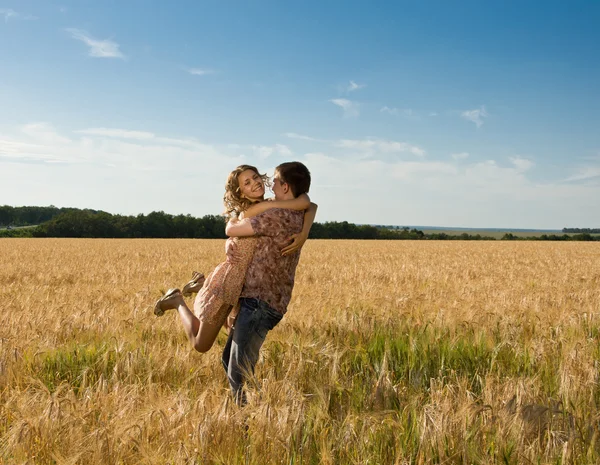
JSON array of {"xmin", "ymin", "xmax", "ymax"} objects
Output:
[
  {"xmin": 154, "ymin": 288, "xmax": 182, "ymax": 316},
  {"xmin": 182, "ymin": 271, "xmax": 205, "ymax": 297}
]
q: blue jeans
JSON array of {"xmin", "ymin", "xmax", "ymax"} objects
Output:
[{"xmin": 222, "ymin": 298, "xmax": 283, "ymax": 405}]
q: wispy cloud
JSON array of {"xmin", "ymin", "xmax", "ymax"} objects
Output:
[
  {"xmin": 77, "ymin": 128, "xmax": 155, "ymax": 140},
  {"xmin": 347, "ymin": 80, "xmax": 366, "ymax": 92},
  {"xmin": 0, "ymin": 123, "xmax": 248, "ymax": 215},
  {"xmin": 2, "ymin": 123, "xmax": 240, "ymax": 170},
  {"xmin": 452, "ymin": 152, "xmax": 470, "ymax": 160},
  {"xmin": 509, "ymin": 156, "xmax": 534, "ymax": 172},
  {"xmin": 580, "ymin": 153, "xmax": 600, "ymax": 162},
  {"xmin": 65, "ymin": 28, "xmax": 126, "ymax": 59},
  {"xmin": 564, "ymin": 166, "xmax": 600, "ymax": 183},
  {"xmin": 0, "ymin": 8, "xmax": 36, "ymax": 22},
  {"xmin": 251, "ymin": 144, "xmax": 292, "ymax": 159},
  {"xmin": 337, "ymin": 138, "xmax": 426, "ymax": 157},
  {"xmin": 77, "ymin": 127, "xmax": 219, "ymax": 151},
  {"xmin": 330, "ymin": 98, "xmax": 359, "ymax": 118},
  {"xmin": 188, "ymin": 68, "xmax": 215, "ymax": 76},
  {"xmin": 21, "ymin": 123, "xmax": 72, "ymax": 144},
  {"xmin": 0, "ymin": 8, "xmax": 17, "ymax": 22},
  {"xmin": 3, "ymin": 122, "xmax": 599, "ymax": 228},
  {"xmin": 380, "ymin": 106, "xmax": 398, "ymax": 116},
  {"xmin": 284, "ymin": 132, "xmax": 319, "ymax": 141},
  {"xmin": 381, "ymin": 107, "xmax": 420, "ymax": 119},
  {"xmin": 461, "ymin": 106, "xmax": 488, "ymax": 128}
]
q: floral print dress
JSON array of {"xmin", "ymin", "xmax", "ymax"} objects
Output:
[{"xmin": 193, "ymin": 236, "xmax": 257, "ymax": 325}]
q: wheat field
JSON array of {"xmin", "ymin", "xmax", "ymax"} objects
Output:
[{"xmin": 1, "ymin": 238, "xmax": 600, "ymax": 464}]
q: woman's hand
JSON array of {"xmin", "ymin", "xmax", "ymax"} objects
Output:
[{"xmin": 281, "ymin": 233, "xmax": 308, "ymax": 256}]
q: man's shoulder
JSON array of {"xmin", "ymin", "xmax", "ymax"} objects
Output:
[
  {"xmin": 255, "ymin": 208, "xmax": 303, "ymax": 221},
  {"xmin": 251, "ymin": 208, "xmax": 303, "ymax": 236}
]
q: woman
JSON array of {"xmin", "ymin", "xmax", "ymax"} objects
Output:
[{"xmin": 153, "ymin": 164, "xmax": 316, "ymax": 353}]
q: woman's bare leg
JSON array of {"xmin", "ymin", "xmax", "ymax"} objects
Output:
[
  {"xmin": 155, "ymin": 292, "xmax": 226, "ymax": 353},
  {"xmin": 175, "ymin": 299, "xmax": 225, "ymax": 353}
]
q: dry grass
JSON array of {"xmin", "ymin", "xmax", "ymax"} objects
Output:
[{"xmin": 2, "ymin": 239, "xmax": 600, "ymax": 464}]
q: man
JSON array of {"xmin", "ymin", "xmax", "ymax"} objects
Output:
[{"xmin": 223, "ymin": 161, "xmax": 316, "ymax": 404}]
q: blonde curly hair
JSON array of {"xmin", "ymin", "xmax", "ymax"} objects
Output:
[{"xmin": 223, "ymin": 164, "xmax": 271, "ymax": 220}]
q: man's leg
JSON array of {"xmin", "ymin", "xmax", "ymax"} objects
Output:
[{"xmin": 223, "ymin": 298, "xmax": 282, "ymax": 405}]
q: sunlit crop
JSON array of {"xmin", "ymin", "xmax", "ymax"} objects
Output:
[{"xmin": 2, "ymin": 239, "xmax": 600, "ymax": 464}]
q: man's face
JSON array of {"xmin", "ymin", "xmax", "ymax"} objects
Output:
[{"xmin": 271, "ymin": 172, "xmax": 286, "ymax": 200}]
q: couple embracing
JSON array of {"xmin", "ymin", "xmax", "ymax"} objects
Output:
[{"xmin": 154, "ymin": 161, "xmax": 316, "ymax": 404}]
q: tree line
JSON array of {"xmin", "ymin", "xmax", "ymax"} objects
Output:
[
  {"xmin": 0, "ymin": 205, "xmax": 598, "ymax": 241},
  {"xmin": 562, "ymin": 228, "xmax": 600, "ymax": 234},
  {"xmin": 0, "ymin": 205, "xmax": 90, "ymax": 227}
]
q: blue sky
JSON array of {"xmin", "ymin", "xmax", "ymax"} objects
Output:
[{"xmin": 1, "ymin": 1, "xmax": 599, "ymax": 229}]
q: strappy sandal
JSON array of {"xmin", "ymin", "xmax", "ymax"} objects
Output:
[
  {"xmin": 182, "ymin": 271, "xmax": 205, "ymax": 297},
  {"xmin": 154, "ymin": 288, "xmax": 182, "ymax": 316}
]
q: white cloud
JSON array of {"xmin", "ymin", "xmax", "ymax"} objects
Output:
[
  {"xmin": 65, "ymin": 28, "xmax": 126, "ymax": 59},
  {"xmin": 429, "ymin": 112, "xmax": 438, "ymax": 117},
  {"xmin": 391, "ymin": 161, "xmax": 458, "ymax": 180},
  {"xmin": 275, "ymin": 144, "xmax": 292, "ymax": 156},
  {"xmin": 564, "ymin": 166, "xmax": 600, "ymax": 183},
  {"xmin": 2, "ymin": 122, "xmax": 600, "ymax": 228},
  {"xmin": 0, "ymin": 8, "xmax": 17, "ymax": 21},
  {"xmin": 452, "ymin": 152, "xmax": 470, "ymax": 160},
  {"xmin": 337, "ymin": 138, "xmax": 426, "ymax": 157},
  {"xmin": 77, "ymin": 128, "xmax": 155, "ymax": 140},
  {"xmin": 381, "ymin": 107, "xmax": 419, "ymax": 119},
  {"xmin": 251, "ymin": 144, "xmax": 293, "ymax": 159},
  {"xmin": 461, "ymin": 106, "xmax": 488, "ymax": 128},
  {"xmin": 301, "ymin": 149, "xmax": 599, "ymax": 228},
  {"xmin": 0, "ymin": 124, "xmax": 247, "ymax": 216},
  {"xmin": 77, "ymin": 127, "xmax": 231, "ymax": 153},
  {"xmin": 21, "ymin": 123, "xmax": 72, "ymax": 144},
  {"xmin": 462, "ymin": 160, "xmax": 531, "ymax": 190},
  {"xmin": 330, "ymin": 99, "xmax": 359, "ymax": 118},
  {"xmin": 509, "ymin": 156, "xmax": 534, "ymax": 172},
  {"xmin": 347, "ymin": 80, "xmax": 366, "ymax": 92},
  {"xmin": 188, "ymin": 68, "xmax": 215, "ymax": 76},
  {"xmin": 380, "ymin": 106, "xmax": 398, "ymax": 116},
  {"xmin": 0, "ymin": 8, "xmax": 36, "ymax": 21},
  {"xmin": 284, "ymin": 132, "xmax": 319, "ymax": 141}
]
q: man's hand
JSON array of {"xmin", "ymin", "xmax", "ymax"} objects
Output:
[
  {"xmin": 224, "ymin": 305, "xmax": 239, "ymax": 334},
  {"xmin": 281, "ymin": 233, "xmax": 307, "ymax": 256},
  {"xmin": 225, "ymin": 238, "xmax": 240, "ymax": 264},
  {"xmin": 224, "ymin": 314, "xmax": 237, "ymax": 334}
]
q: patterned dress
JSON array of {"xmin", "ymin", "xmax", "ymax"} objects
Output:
[{"xmin": 194, "ymin": 236, "xmax": 257, "ymax": 325}]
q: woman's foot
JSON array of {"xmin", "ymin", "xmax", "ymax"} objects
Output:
[
  {"xmin": 182, "ymin": 271, "xmax": 205, "ymax": 297},
  {"xmin": 154, "ymin": 288, "xmax": 183, "ymax": 316}
]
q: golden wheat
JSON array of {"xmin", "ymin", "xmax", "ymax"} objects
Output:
[{"xmin": 1, "ymin": 239, "xmax": 600, "ymax": 464}]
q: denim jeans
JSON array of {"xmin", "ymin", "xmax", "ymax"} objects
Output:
[{"xmin": 222, "ymin": 297, "xmax": 283, "ymax": 405}]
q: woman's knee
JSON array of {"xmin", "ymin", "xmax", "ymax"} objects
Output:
[{"xmin": 194, "ymin": 340, "xmax": 213, "ymax": 353}]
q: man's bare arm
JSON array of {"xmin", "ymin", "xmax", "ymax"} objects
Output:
[{"xmin": 281, "ymin": 202, "xmax": 318, "ymax": 256}]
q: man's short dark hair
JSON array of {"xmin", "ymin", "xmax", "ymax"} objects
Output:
[{"xmin": 275, "ymin": 162, "xmax": 311, "ymax": 197}]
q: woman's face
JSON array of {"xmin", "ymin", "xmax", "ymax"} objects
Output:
[{"xmin": 237, "ymin": 169, "xmax": 265, "ymax": 200}]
